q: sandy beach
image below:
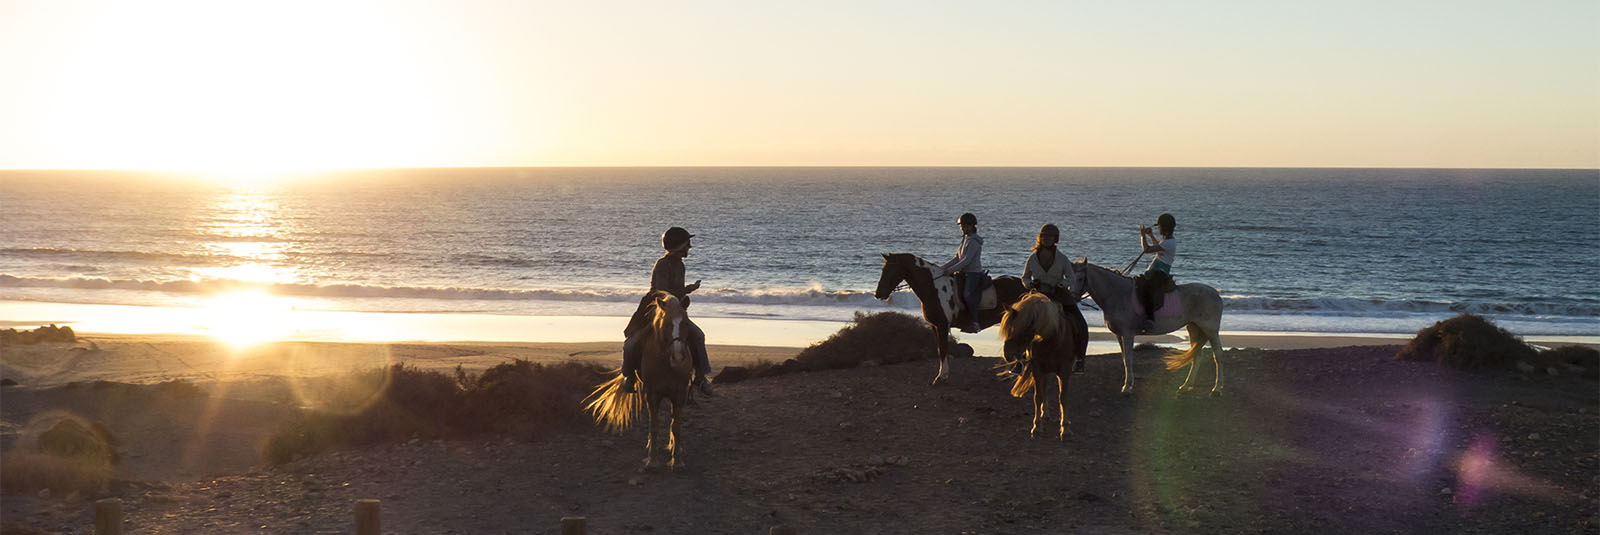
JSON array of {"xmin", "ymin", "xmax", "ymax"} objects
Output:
[{"xmin": 2, "ymin": 325, "xmax": 1595, "ymax": 534}]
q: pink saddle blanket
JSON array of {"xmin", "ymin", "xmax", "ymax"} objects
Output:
[{"xmin": 1129, "ymin": 291, "xmax": 1182, "ymax": 319}]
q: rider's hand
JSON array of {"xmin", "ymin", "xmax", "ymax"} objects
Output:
[{"xmin": 688, "ymin": 280, "xmax": 702, "ymax": 292}]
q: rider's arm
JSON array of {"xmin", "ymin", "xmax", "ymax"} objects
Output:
[
  {"xmin": 942, "ymin": 237, "xmax": 975, "ymax": 274},
  {"xmin": 1140, "ymin": 228, "xmax": 1164, "ymax": 254}
]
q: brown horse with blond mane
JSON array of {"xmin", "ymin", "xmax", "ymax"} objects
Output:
[
  {"xmin": 998, "ymin": 292, "xmax": 1079, "ymax": 439},
  {"xmin": 585, "ymin": 291, "xmax": 695, "ymax": 470}
]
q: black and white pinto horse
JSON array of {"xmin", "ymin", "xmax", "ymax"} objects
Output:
[
  {"xmin": 1072, "ymin": 260, "xmax": 1225, "ymax": 395},
  {"xmin": 875, "ymin": 253, "xmax": 1026, "ymax": 385}
]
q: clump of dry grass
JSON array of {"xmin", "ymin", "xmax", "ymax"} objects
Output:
[
  {"xmin": 0, "ymin": 324, "xmax": 75, "ymax": 345},
  {"xmin": 1396, "ymin": 314, "xmax": 1539, "ymax": 371},
  {"xmin": 716, "ymin": 312, "xmax": 939, "ymax": 383},
  {"xmin": 264, "ymin": 360, "xmax": 610, "ymax": 464},
  {"xmin": 0, "ymin": 416, "xmax": 117, "ymax": 495}
]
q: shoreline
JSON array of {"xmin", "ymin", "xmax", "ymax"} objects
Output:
[{"xmin": 1, "ymin": 300, "xmax": 1593, "ymax": 367}]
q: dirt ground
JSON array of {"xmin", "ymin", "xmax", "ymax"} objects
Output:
[{"xmin": 2, "ymin": 344, "xmax": 1597, "ymax": 534}]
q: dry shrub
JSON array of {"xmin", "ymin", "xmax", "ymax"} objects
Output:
[
  {"xmin": 265, "ymin": 360, "xmax": 609, "ymax": 464},
  {"xmin": 0, "ymin": 416, "xmax": 117, "ymax": 495},
  {"xmin": 462, "ymin": 360, "xmax": 610, "ymax": 439},
  {"xmin": 1396, "ymin": 314, "xmax": 1538, "ymax": 371},
  {"xmin": 728, "ymin": 312, "xmax": 937, "ymax": 381},
  {"xmin": 0, "ymin": 324, "xmax": 75, "ymax": 345}
]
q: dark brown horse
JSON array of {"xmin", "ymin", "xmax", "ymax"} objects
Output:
[
  {"xmin": 998, "ymin": 292, "xmax": 1077, "ymax": 439},
  {"xmin": 874, "ymin": 253, "xmax": 1026, "ymax": 385},
  {"xmin": 585, "ymin": 291, "xmax": 695, "ymax": 470}
]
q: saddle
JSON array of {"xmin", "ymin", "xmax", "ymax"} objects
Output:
[
  {"xmin": 1132, "ymin": 272, "xmax": 1184, "ymax": 317},
  {"xmin": 951, "ymin": 271, "xmax": 999, "ymax": 324},
  {"xmin": 952, "ymin": 271, "xmax": 996, "ymax": 302}
]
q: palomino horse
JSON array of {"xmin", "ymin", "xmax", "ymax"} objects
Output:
[
  {"xmin": 998, "ymin": 292, "xmax": 1078, "ymax": 439},
  {"xmin": 585, "ymin": 291, "xmax": 695, "ymax": 470},
  {"xmin": 874, "ymin": 253, "xmax": 1026, "ymax": 385},
  {"xmin": 1073, "ymin": 260, "xmax": 1225, "ymax": 395}
]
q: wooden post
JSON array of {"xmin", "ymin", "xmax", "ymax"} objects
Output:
[
  {"xmin": 355, "ymin": 499, "xmax": 380, "ymax": 535},
  {"xmin": 770, "ymin": 527, "xmax": 796, "ymax": 535},
  {"xmin": 560, "ymin": 516, "xmax": 586, "ymax": 535},
  {"xmin": 93, "ymin": 498, "xmax": 121, "ymax": 535}
]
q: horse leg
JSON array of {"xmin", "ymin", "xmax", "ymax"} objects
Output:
[
  {"xmin": 1056, "ymin": 373, "xmax": 1071, "ymax": 440},
  {"xmin": 642, "ymin": 396, "xmax": 659, "ymax": 470},
  {"xmin": 1179, "ymin": 324, "xmax": 1204, "ymax": 392},
  {"xmin": 1029, "ymin": 376, "xmax": 1044, "ymax": 438},
  {"xmin": 1209, "ymin": 329, "xmax": 1225, "ymax": 395},
  {"xmin": 667, "ymin": 394, "xmax": 686, "ymax": 470},
  {"xmin": 931, "ymin": 325, "xmax": 950, "ymax": 386},
  {"xmin": 1116, "ymin": 334, "xmax": 1135, "ymax": 394}
]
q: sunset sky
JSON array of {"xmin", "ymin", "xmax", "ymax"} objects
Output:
[{"xmin": 2, "ymin": 0, "xmax": 1596, "ymax": 171}]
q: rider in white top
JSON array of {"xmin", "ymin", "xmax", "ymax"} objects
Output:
[
  {"xmin": 1137, "ymin": 213, "xmax": 1178, "ymax": 332},
  {"xmin": 1020, "ymin": 223, "xmax": 1090, "ymax": 374}
]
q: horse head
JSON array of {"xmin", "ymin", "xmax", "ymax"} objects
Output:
[
  {"xmin": 874, "ymin": 253, "xmax": 908, "ymax": 300},
  {"xmin": 649, "ymin": 291, "xmax": 690, "ymax": 363},
  {"xmin": 998, "ymin": 292, "xmax": 1060, "ymax": 366}
]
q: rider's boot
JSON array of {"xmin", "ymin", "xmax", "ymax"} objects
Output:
[
  {"xmin": 620, "ymin": 373, "xmax": 637, "ymax": 393},
  {"xmin": 693, "ymin": 372, "xmax": 715, "ymax": 397},
  {"xmin": 1140, "ymin": 317, "xmax": 1155, "ymax": 334}
]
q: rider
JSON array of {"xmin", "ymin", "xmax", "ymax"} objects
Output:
[
  {"xmin": 1021, "ymin": 223, "xmax": 1089, "ymax": 373},
  {"xmin": 619, "ymin": 227, "xmax": 714, "ymax": 396},
  {"xmin": 1136, "ymin": 213, "xmax": 1178, "ymax": 333},
  {"xmin": 941, "ymin": 213, "xmax": 985, "ymax": 333}
]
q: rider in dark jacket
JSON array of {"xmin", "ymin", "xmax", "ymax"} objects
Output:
[{"xmin": 620, "ymin": 227, "xmax": 713, "ymax": 396}]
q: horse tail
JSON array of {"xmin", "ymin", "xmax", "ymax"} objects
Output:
[
  {"xmin": 583, "ymin": 372, "xmax": 642, "ymax": 434},
  {"xmin": 1164, "ymin": 329, "xmax": 1209, "ymax": 371}
]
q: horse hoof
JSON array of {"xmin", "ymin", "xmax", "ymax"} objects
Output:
[
  {"xmin": 930, "ymin": 377, "xmax": 946, "ymax": 386},
  {"xmin": 1120, "ymin": 386, "xmax": 1134, "ymax": 395},
  {"xmin": 1209, "ymin": 389, "xmax": 1222, "ymax": 397}
]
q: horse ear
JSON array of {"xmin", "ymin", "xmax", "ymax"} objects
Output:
[{"xmin": 881, "ymin": 253, "xmax": 890, "ymax": 260}]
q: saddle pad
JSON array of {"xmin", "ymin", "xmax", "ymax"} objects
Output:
[
  {"xmin": 979, "ymin": 287, "xmax": 997, "ymax": 310},
  {"xmin": 1129, "ymin": 291, "xmax": 1182, "ymax": 319}
]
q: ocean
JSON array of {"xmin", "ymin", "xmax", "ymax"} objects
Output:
[{"xmin": 2, "ymin": 167, "xmax": 1597, "ymax": 341}]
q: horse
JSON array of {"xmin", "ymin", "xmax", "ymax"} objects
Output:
[
  {"xmin": 1073, "ymin": 260, "xmax": 1225, "ymax": 395},
  {"xmin": 585, "ymin": 291, "xmax": 695, "ymax": 470},
  {"xmin": 998, "ymin": 292, "xmax": 1078, "ymax": 439},
  {"xmin": 874, "ymin": 253, "xmax": 1027, "ymax": 385}
]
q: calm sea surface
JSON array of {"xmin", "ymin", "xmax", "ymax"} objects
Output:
[{"xmin": 2, "ymin": 167, "xmax": 1597, "ymax": 337}]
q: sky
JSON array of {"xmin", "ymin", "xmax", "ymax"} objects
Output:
[{"xmin": 1, "ymin": 0, "xmax": 1596, "ymax": 171}]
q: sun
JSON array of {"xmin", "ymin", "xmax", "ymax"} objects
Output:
[{"xmin": 202, "ymin": 291, "xmax": 298, "ymax": 348}]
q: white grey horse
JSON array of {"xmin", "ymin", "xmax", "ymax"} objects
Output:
[{"xmin": 1073, "ymin": 260, "xmax": 1225, "ymax": 394}]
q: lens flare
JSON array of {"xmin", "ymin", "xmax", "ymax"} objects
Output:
[{"xmin": 202, "ymin": 291, "xmax": 297, "ymax": 348}]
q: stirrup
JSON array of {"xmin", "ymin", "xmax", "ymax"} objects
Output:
[
  {"xmin": 620, "ymin": 375, "xmax": 637, "ymax": 393},
  {"xmin": 1139, "ymin": 319, "xmax": 1155, "ymax": 334}
]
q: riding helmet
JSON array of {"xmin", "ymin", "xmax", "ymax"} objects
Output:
[
  {"xmin": 661, "ymin": 227, "xmax": 694, "ymax": 250},
  {"xmin": 1155, "ymin": 213, "xmax": 1176, "ymax": 233},
  {"xmin": 957, "ymin": 213, "xmax": 978, "ymax": 226}
]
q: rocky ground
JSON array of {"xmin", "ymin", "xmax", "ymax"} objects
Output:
[{"xmin": 2, "ymin": 345, "xmax": 1596, "ymax": 534}]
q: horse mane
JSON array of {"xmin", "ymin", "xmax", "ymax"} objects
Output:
[
  {"xmin": 885, "ymin": 252, "xmax": 936, "ymax": 268},
  {"xmin": 649, "ymin": 291, "xmax": 684, "ymax": 347},
  {"xmin": 999, "ymin": 292, "xmax": 1063, "ymax": 343}
]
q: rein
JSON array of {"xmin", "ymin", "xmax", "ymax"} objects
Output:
[{"xmin": 1118, "ymin": 253, "xmax": 1144, "ymax": 275}]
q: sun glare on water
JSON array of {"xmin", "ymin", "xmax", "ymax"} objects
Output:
[{"xmin": 203, "ymin": 291, "xmax": 298, "ymax": 348}]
